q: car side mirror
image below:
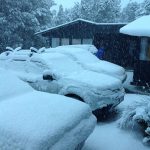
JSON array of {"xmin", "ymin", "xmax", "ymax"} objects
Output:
[
  {"xmin": 43, "ymin": 74, "xmax": 54, "ymax": 81},
  {"xmin": 43, "ymin": 71, "xmax": 55, "ymax": 81}
]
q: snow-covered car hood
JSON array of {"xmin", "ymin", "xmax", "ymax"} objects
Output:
[
  {"xmin": 65, "ymin": 70, "xmax": 122, "ymax": 91},
  {"xmin": 85, "ymin": 61, "xmax": 127, "ymax": 82}
]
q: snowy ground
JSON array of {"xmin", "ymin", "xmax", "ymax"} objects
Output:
[{"xmin": 83, "ymin": 94, "xmax": 150, "ymax": 150}]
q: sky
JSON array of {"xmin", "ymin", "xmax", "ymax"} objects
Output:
[{"xmin": 53, "ymin": 0, "xmax": 144, "ymax": 10}]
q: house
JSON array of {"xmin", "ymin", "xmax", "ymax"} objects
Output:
[
  {"xmin": 36, "ymin": 18, "xmax": 139, "ymax": 68},
  {"xmin": 120, "ymin": 15, "xmax": 150, "ymax": 86}
]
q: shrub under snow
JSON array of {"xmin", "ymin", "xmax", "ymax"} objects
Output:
[{"xmin": 118, "ymin": 96, "xmax": 150, "ymax": 144}]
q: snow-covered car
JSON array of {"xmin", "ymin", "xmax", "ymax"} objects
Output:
[
  {"xmin": 48, "ymin": 45, "xmax": 127, "ymax": 83},
  {"xmin": 0, "ymin": 49, "xmax": 125, "ymax": 114},
  {"xmin": 0, "ymin": 69, "xmax": 96, "ymax": 150}
]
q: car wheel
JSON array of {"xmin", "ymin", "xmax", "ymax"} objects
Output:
[{"xmin": 93, "ymin": 105, "xmax": 113, "ymax": 121}]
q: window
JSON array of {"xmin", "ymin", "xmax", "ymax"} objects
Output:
[
  {"xmin": 52, "ymin": 38, "xmax": 59, "ymax": 48},
  {"xmin": 140, "ymin": 37, "xmax": 150, "ymax": 61},
  {"xmin": 72, "ymin": 39, "xmax": 81, "ymax": 45},
  {"xmin": 62, "ymin": 38, "xmax": 69, "ymax": 46},
  {"xmin": 83, "ymin": 39, "xmax": 93, "ymax": 44}
]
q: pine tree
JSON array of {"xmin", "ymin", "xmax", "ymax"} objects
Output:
[
  {"xmin": 80, "ymin": 0, "xmax": 121, "ymax": 23},
  {"xmin": 121, "ymin": 2, "xmax": 140, "ymax": 22},
  {"xmin": 55, "ymin": 5, "xmax": 66, "ymax": 25},
  {"xmin": 70, "ymin": 2, "xmax": 82, "ymax": 20},
  {"xmin": 0, "ymin": 0, "xmax": 55, "ymax": 52},
  {"xmin": 143, "ymin": 0, "xmax": 150, "ymax": 15},
  {"xmin": 81, "ymin": 0, "xmax": 94, "ymax": 20}
]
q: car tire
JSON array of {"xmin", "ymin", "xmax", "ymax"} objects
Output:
[{"xmin": 93, "ymin": 105, "xmax": 113, "ymax": 121}]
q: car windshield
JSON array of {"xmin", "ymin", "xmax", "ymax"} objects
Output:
[
  {"xmin": 52, "ymin": 47, "xmax": 100, "ymax": 64},
  {"xmin": 70, "ymin": 50, "xmax": 99, "ymax": 64},
  {"xmin": 32, "ymin": 52, "xmax": 84, "ymax": 76}
]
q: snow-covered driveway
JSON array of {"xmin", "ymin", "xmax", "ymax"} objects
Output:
[
  {"xmin": 83, "ymin": 94, "xmax": 150, "ymax": 150},
  {"xmin": 83, "ymin": 122, "xmax": 149, "ymax": 150}
]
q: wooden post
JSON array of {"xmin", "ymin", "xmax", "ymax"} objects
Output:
[
  {"xmin": 140, "ymin": 37, "xmax": 148, "ymax": 60},
  {"xmin": 59, "ymin": 38, "xmax": 62, "ymax": 46},
  {"xmin": 69, "ymin": 37, "xmax": 72, "ymax": 45},
  {"xmin": 49, "ymin": 36, "xmax": 52, "ymax": 47},
  {"xmin": 81, "ymin": 38, "xmax": 83, "ymax": 44}
]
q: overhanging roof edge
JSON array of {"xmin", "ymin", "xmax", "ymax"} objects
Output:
[{"xmin": 35, "ymin": 18, "xmax": 127, "ymax": 35}]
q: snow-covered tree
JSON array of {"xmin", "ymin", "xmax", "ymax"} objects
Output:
[
  {"xmin": 142, "ymin": 0, "xmax": 150, "ymax": 15},
  {"xmin": 134, "ymin": 0, "xmax": 150, "ymax": 18},
  {"xmin": 70, "ymin": 2, "xmax": 82, "ymax": 20},
  {"xmin": 96, "ymin": 0, "xmax": 121, "ymax": 23},
  {"xmin": 120, "ymin": 2, "xmax": 140, "ymax": 23},
  {"xmin": 80, "ymin": 0, "xmax": 121, "ymax": 23},
  {"xmin": 54, "ymin": 5, "xmax": 66, "ymax": 25},
  {"xmin": 0, "ymin": 0, "xmax": 55, "ymax": 52},
  {"xmin": 81, "ymin": 0, "xmax": 94, "ymax": 20}
]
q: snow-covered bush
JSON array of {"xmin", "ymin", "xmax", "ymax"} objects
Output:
[{"xmin": 118, "ymin": 98, "xmax": 150, "ymax": 144}]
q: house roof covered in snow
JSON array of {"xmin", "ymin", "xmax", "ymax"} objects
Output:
[
  {"xmin": 36, "ymin": 18, "xmax": 126, "ymax": 38},
  {"xmin": 120, "ymin": 15, "xmax": 150, "ymax": 37}
]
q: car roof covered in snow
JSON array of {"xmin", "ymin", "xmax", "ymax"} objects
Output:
[{"xmin": 120, "ymin": 15, "xmax": 150, "ymax": 37}]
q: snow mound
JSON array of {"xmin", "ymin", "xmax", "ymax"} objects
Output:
[
  {"xmin": 118, "ymin": 94, "xmax": 150, "ymax": 144},
  {"xmin": 120, "ymin": 15, "xmax": 150, "ymax": 37}
]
